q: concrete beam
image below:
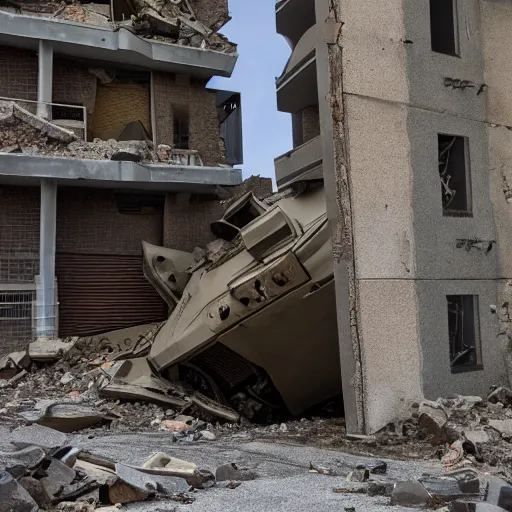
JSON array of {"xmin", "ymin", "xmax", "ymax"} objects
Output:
[
  {"xmin": 37, "ymin": 178, "xmax": 57, "ymax": 338},
  {"xmin": 0, "ymin": 154, "xmax": 243, "ymax": 191},
  {"xmin": 0, "ymin": 11, "xmax": 237, "ymax": 78}
]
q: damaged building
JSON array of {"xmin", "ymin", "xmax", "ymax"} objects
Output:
[
  {"xmin": 274, "ymin": 0, "xmax": 512, "ymax": 434},
  {"xmin": 0, "ymin": 0, "xmax": 255, "ymax": 351}
]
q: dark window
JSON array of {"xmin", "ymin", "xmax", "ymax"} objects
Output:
[
  {"xmin": 52, "ymin": 104, "xmax": 84, "ymax": 121},
  {"xmin": 430, "ymin": 0, "xmax": 459, "ymax": 56},
  {"xmin": 0, "ymin": 292, "xmax": 32, "ymax": 319},
  {"xmin": 438, "ymin": 134, "xmax": 471, "ymax": 216},
  {"xmin": 173, "ymin": 105, "xmax": 189, "ymax": 150},
  {"xmin": 447, "ymin": 295, "xmax": 481, "ymax": 372}
]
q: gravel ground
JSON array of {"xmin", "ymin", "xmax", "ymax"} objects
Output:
[{"xmin": 71, "ymin": 432, "xmax": 443, "ymax": 512}]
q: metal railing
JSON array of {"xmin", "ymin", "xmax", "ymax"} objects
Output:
[{"xmin": 0, "ymin": 96, "xmax": 88, "ymax": 141}]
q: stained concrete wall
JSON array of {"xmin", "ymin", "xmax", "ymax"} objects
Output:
[{"xmin": 336, "ymin": 0, "xmax": 509, "ymax": 432}]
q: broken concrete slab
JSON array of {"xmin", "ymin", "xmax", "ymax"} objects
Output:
[
  {"xmin": 19, "ymin": 476, "xmax": 52, "ymax": 509},
  {"xmin": 391, "ymin": 480, "xmax": 432, "ymax": 508},
  {"xmin": 9, "ymin": 424, "xmax": 68, "ymax": 453},
  {"xmin": 0, "ymin": 471, "xmax": 38, "ymax": 512},
  {"xmin": 28, "ymin": 339, "xmax": 76, "ymax": 361},
  {"xmin": 488, "ymin": 387, "xmax": 512, "ymax": 407},
  {"xmin": 486, "ymin": 477, "xmax": 512, "ymax": 511},
  {"xmin": 0, "ymin": 101, "xmax": 76, "ymax": 143},
  {"xmin": 19, "ymin": 401, "xmax": 118, "ymax": 432},
  {"xmin": 74, "ymin": 460, "xmax": 118, "ymax": 487},
  {"xmin": 0, "ymin": 446, "xmax": 46, "ymax": 472},
  {"xmin": 367, "ymin": 481, "xmax": 395, "ymax": 497},
  {"xmin": 418, "ymin": 400, "xmax": 448, "ymax": 443},
  {"xmin": 489, "ymin": 419, "xmax": 512, "ymax": 439},
  {"xmin": 216, "ymin": 463, "xmax": 257, "ymax": 482},
  {"xmin": 464, "ymin": 429, "xmax": 491, "ymax": 445},
  {"xmin": 115, "ymin": 464, "xmax": 157, "ymax": 495},
  {"xmin": 41, "ymin": 458, "xmax": 77, "ymax": 497}
]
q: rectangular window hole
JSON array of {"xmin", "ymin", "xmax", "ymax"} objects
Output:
[
  {"xmin": 173, "ymin": 105, "xmax": 190, "ymax": 150},
  {"xmin": 430, "ymin": 0, "xmax": 459, "ymax": 56},
  {"xmin": 438, "ymin": 134, "xmax": 471, "ymax": 216},
  {"xmin": 447, "ymin": 295, "xmax": 482, "ymax": 373}
]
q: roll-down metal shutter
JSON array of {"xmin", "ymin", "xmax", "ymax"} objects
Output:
[{"xmin": 56, "ymin": 253, "xmax": 167, "ymax": 337}]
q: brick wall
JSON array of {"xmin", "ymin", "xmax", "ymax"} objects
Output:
[
  {"xmin": 0, "ymin": 186, "xmax": 40, "ymax": 283},
  {"xmin": 163, "ymin": 178, "xmax": 273, "ymax": 251},
  {"xmin": 302, "ymin": 105, "xmax": 320, "ymax": 143},
  {"xmin": 152, "ymin": 72, "xmax": 224, "ymax": 166},
  {"xmin": 56, "ymin": 189, "xmax": 163, "ymax": 255},
  {"xmin": 53, "ymin": 58, "xmax": 98, "ymax": 116},
  {"xmin": 189, "ymin": 0, "xmax": 229, "ymax": 30},
  {"xmin": 0, "ymin": 47, "xmax": 38, "ymax": 103}
]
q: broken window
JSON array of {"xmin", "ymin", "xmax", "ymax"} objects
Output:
[
  {"xmin": 430, "ymin": 0, "xmax": 459, "ymax": 56},
  {"xmin": 447, "ymin": 295, "xmax": 481, "ymax": 372},
  {"xmin": 173, "ymin": 105, "xmax": 190, "ymax": 150},
  {"xmin": 438, "ymin": 134, "xmax": 471, "ymax": 216}
]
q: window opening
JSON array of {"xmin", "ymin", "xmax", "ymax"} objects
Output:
[
  {"xmin": 173, "ymin": 105, "xmax": 190, "ymax": 150},
  {"xmin": 430, "ymin": 0, "xmax": 459, "ymax": 56},
  {"xmin": 438, "ymin": 134, "xmax": 471, "ymax": 216},
  {"xmin": 447, "ymin": 295, "xmax": 481, "ymax": 372}
]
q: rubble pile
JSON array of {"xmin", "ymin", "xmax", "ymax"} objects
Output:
[
  {"xmin": 0, "ymin": 0, "xmax": 236, "ymax": 53},
  {"xmin": 0, "ymin": 101, "xmax": 209, "ymax": 165},
  {"xmin": 0, "ymin": 324, "xmax": 240, "ymax": 435},
  {"xmin": 0, "ymin": 423, "xmax": 225, "ymax": 511}
]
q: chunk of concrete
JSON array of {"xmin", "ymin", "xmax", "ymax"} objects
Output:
[
  {"xmin": 19, "ymin": 477, "xmax": 52, "ymax": 508},
  {"xmin": 391, "ymin": 480, "xmax": 431, "ymax": 508},
  {"xmin": 28, "ymin": 339, "xmax": 76, "ymax": 361},
  {"xmin": 464, "ymin": 429, "xmax": 490, "ymax": 445},
  {"xmin": 488, "ymin": 387, "xmax": 512, "ymax": 407},
  {"xmin": 0, "ymin": 446, "xmax": 46, "ymax": 471},
  {"xmin": 367, "ymin": 481, "xmax": 394, "ymax": 497},
  {"xmin": 0, "ymin": 471, "xmax": 38, "ymax": 512},
  {"xmin": 489, "ymin": 420, "xmax": 512, "ymax": 439},
  {"xmin": 418, "ymin": 400, "xmax": 448, "ymax": 443},
  {"xmin": 41, "ymin": 459, "xmax": 77, "ymax": 497},
  {"xmin": 115, "ymin": 464, "xmax": 157, "ymax": 495},
  {"xmin": 74, "ymin": 460, "xmax": 118, "ymax": 487},
  {"xmin": 9, "ymin": 424, "xmax": 68, "ymax": 452},
  {"xmin": 486, "ymin": 477, "xmax": 512, "ymax": 511},
  {"xmin": 216, "ymin": 463, "xmax": 257, "ymax": 482}
]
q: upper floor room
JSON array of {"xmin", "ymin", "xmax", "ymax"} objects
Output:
[{"xmin": 0, "ymin": 0, "xmax": 237, "ymax": 79}]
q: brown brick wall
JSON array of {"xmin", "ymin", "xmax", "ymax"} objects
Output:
[
  {"xmin": 302, "ymin": 105, "xmax": 320, "ymax": 143},
  {"xmin": 56, "ymin": 189, "xmax": 163, "ymax": 255},
  {"xmin": 189, "ymin": 0, "xmax": 229, "ymax": 30},
  {"xmin": 0, "ymin": 47, "xmax": 38, "ymax": 103},
  {"xmin": 152, "ymin": 72, "xmax": 223, "ymax": 166},
  {"xmin": 163, "ymin": 193, "xmax": 223, "ymax": 251},
  {"xmin": 53, "ymin": 58, "xmax": 98, "ymax": 116},
  {"xmin": 163, "ymin": 178, "xmax": 273, "ymax": 251},
  {"xmin": 0, "ymin": 186, "xmax": 40, "ymax": 283}
]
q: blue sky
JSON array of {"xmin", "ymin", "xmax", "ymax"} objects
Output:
[{"xmin": 208, "ymin": 0, "xmax": 292, "ymax": 181}]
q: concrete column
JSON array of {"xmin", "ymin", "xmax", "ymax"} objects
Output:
[
  {"xmin": 314, "ymin": 11, "xmax": 365, "ymax": 432},
  {"xmin": 37, "ymin": 40, "xmax": 53, "ymax": 120},
  {"xmin": 37, "ymin": 179, "xmax": 57, "ymax": 338}
]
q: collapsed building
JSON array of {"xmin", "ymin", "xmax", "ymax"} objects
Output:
[{"xmin": 0, "ymin": 0, "xmax": 258, "ymax": 350}]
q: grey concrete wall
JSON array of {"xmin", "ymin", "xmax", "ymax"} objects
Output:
[
  {"xmin": 418, "ymin": 279, "xmax": 507, "ymax": 400},
  {"xmin": 358, "ymin": 279, "xmax": 423, "ymax": 433}
]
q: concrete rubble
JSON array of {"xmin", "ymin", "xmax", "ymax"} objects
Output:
[
  {"xmin": 0, "ymin": 0, "xmax": 236, "ymax": 53},
  {"xmin": 0, "ymin": 101, "xmax": 213, "ymax": 166}
]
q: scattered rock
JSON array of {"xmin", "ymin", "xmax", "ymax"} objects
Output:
[
  {"xmin": 346, "ymin": 467, "xmax": 369, "ymax": 483},
  {"xmin": 391, "ymin": 480, "xmax": 432, "ymax": 508},
  {"xmin": 200, "ymin": 430, "xmax": 216, "ymax": 441},
  {"xmin": 489, "ymin": 419, "xmax": 512, "ymax": 439},
  {"xmin": 216, "ymin": 463, "xmax": 257, "ymax": 482},
  {"xmin": 0, "ymin": 470, "xmax": 38, "ymax": 512},
  {"xmin": 418, "ymin": 400, "xmax": 448, "ymax": 443},
  {"xmin": 367, "ymin": 481, "xmax": 395, "ymax": 497},
  {"xmin": 9, "ymin": 424, "xmax": 68, "ymax": 452}
]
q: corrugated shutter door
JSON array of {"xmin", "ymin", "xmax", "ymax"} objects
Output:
[{"xmin": 56, "ymin": 253, "xmax": 167, "ymax": 337}]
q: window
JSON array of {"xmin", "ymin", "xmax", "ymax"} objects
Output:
[
  {"xmin": 438, "ymin": 134, "xmax": 471, "ymax": 216},
  {"xmin": 173, "ymin": 105, "xmax": 189, "ymax": 150},
  {"xmin": 447, "ymin": 295, "xmax": 481, "ymax": 372},
  {"xmin": 430, "ymin": 0, "xmax": 459, "ymax": 56}
]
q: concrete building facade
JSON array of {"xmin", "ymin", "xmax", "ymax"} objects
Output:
[
  {"xmin": 275, "ymin": 0, "xmax": 512, "ymax": 433},
  {"xmin": 0, "ymin": 0, "xmax": 248, "ymax": 352}
]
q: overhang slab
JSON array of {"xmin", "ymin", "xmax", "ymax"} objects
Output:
[
  {"xmin": 0, "ymin": 153, "xmax": 242, "ymax": 193},
  {"xmin": 0, "ymin": 11, "xmax": 237, "ymax": 78}
]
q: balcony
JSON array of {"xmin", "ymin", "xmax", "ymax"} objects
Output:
[
  {"xmin": 274, "ymin": 135, "xmax": 323, "ymax": 189},
  {"xmin": 0, "ymin": 11, "xmax": 237, "ymax": 78},
  {"xmin": 276, "ymin": 0, "xmax": 316, "ymax": 49},
  {"xmin": 276, "ymin": 53, "xmax": 318, "ymax": 114}
]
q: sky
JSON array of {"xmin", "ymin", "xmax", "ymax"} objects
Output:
[{"xmin": 208, "ymin": 0, "xmax": 292, "ymax": 181}]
